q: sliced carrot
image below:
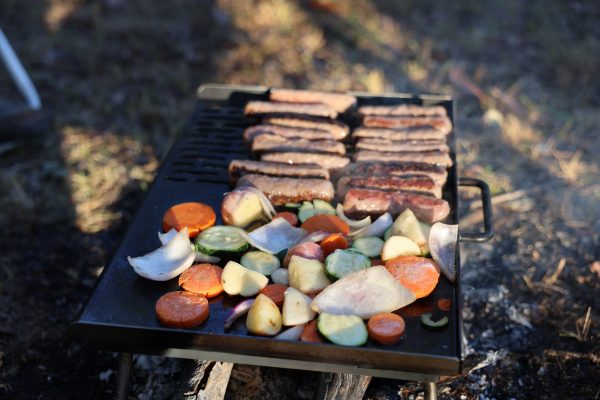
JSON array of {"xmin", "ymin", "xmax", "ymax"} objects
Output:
[
  {"xmin": 162, "ymin": 202, "xmax": 216, "ymax": 238},
  {"xmin": 178, "ymin": 264, "xmax": 224, "ymax": 298},
  {"xmin": 273, "ymin": 211, "xmax": 299, "ymax": 227},
  {"xmin": 385, "ymin": 256, "xmax": 440, "ymax": 299},
  {"xmin": 367, "ymin": 313, "xmax": 406, "ymax": 345},
  {"xmin": 320, "ymin": 233, "xmax": 348, "ymax": 257},
  {"xmin": 300, "ymin": 319, "xmax": 323, "ymax": 343},
  {"xmin": 259, "ymin": 284, "xmax": 287, "ymax": 308},
  {"xmin": 371, "ymin": 259, "xmax": 384, "ymax": 267},
  {"xmin": 301, "ymin": 214, "xmax": 349, "ymax": 235},
  {"xmin": 155, "ymin": 291, "xmax": 209, "ymax": 328},
  {"xmin": 437, "ymin": 298, "xmax": 451, "ymax": 312}
]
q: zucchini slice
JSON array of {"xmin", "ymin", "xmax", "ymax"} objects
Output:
[
  {"xmin": 195, "ymin": 226, "xmax": 249, "ymax": 255},
  {"xmin": 313, "ymin": 199, "xmax": 336, "ymax": 215},
  {"xmin": 325, "ymin": 249, "xmax": 370, "ymax": 280},
  {"xmin": 420, "ymin": 313, "xmax": 449, "ymax": 329},
  {"xmin": 240, "ymin": 251, "xmax": 281, "ymax": 275},
  {"xmin": 298, "ymin": 201, "xmax": 315, "ymax": 223},
  {"xmin": 317, "ymin": 313, "xmax": 368, "ymax": 346},
  {"xmin": 351, "ymin": 237, "xmax": 384, "ymax": 258}
]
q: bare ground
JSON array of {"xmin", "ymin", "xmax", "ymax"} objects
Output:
[{"xmin": 0, "ymin": 1, "xmax": 598, "ymax": 399}]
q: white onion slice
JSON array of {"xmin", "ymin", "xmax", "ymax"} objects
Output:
[
  {"xmin": 158, "ymin": 228, "xmax": 178, "ymax": 245},
  {"xmin": 240, "ymin": 218, "xmax": 307, "ymax": 254},
  {"xmin": 128, "ymin": 227, "xmax": 195, "ymax": 281},
  {"xmin": 429, "ymin": 222, "xmax": 458, "ymax": 283},
  {"xmin": 159, "ymin": 228, "xmax": 220, "ymax": 263},
  {"xmin": 351, "ymin": 213, "xmax": 393, "ymax": 238},
  {"xmin": 274, "ymin": 324, "xmax": 305, "ymax": 341},
  {"xmin": 301, "ymin": 231, "xmax": 331, "ymax": 243},
  {"xmin": 336, "ymin": 203, "xmax": 371, "ymax": 229}
]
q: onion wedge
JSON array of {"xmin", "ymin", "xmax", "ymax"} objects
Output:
[
  {"xmin": 300, "ymin": 231, "xmax": 331, "ymax": 243},
  {"xmin": 224, "ymin": 299, "xmax": 255, "ymax": 329},
  {"xmin": 336, "ymin": 203, "xmax": 371, "ymax": 229},
  {"xmin": 274, "ymin": 324, "xmax": 305, "ymax": 341},
  {"xmin": 429, "ymin": 222, "xmax": 458, "ymax": 283},
  {"xmin": 350, "ymin": 213, "xmax": 393, "ymax": 238},
  {"xmin": 240, "ymin": 218, "xmax": 307, "ymax": 254},
  {"xmin": 128, "ymin": 227, "xmax": 195, "ymax": 281},
  {"xmin": 159, "ymin": 229, "xmax": 220, "ymax": 263}
]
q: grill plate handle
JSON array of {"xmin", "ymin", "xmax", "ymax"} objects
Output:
[{"xmin": 458, "ymin": 177, "xmax": 494, "ymax": 242}]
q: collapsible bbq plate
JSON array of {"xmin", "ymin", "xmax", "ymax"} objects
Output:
[{"xmin": 70, "ymin": 84, "xmax": 492, "ymax": 382}]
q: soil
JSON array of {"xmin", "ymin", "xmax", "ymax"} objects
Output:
[{"xmin": 0, "ymin": 1, "xmax": 598, "ymax": 399}]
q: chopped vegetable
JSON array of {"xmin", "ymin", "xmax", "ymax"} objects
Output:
[
  {"xmin": 221, "ymin": 187, "xmax": 271, "ymax": 228},
  {"xmin": 224, "ymin": 299, "xmax": 254, "ymax": 329},
  {"xmin": 193, "ymin": 251, "xmax": 221, "ymax": 264},
  {"xmin": 298, "ymin": 201, "xmax": 315, "ymax": 223},
  {"xmin": 380, "ymin": 235, "xmax": 422, "ymax": 261},
  {"xmin": 367, "ymin": 313, "xmax": 406, "ymax": 345},
  {"xmin": 383, "ymin": 226, "xmax": 393, "ymax": 240},
  {"xmin": 300, "ymin": 319, "xmax": 323, "ymax": 343},
  {"xmin": 301, "ymin": 214, "xmax": 350, "ymax": 235},
  {"xmin": 246, "ymin": 294, "xmax": 282, "ymax": 336},
  {"xmin": 429, "ymin": 222, "xmax": 458, "ymax": 283},
  {"xmin": 392, "ymin": 209, "xmax": 431, "ymax": 255},
  {"xmin": 384, "ymin": 256, "xmax": 440, "ymax": 299},
  {"xmin": 336, "ymin": 203, "xmax": 371, "ymax": 229},
  {"xmin": 260, "ymin": 284, "xmax": 288, "ymax": 308},
  {"xmin": 282, "ymin": 287, "xmax": 316, "ymax": 326},
  {"xmin": 324, "ymin": 249, "xmax": 370, "ymax": 281},
  {"xmin": 288, "ymin": 255, "xmax": 331, "ymax": 294},
  {"xmin": 274, "ymin": 324, "xmax": 305, "ymax": 341},
  {"xmin": 420, "ymin": 313, "xmax": 448, "ymax": 329},
  {"xmin": 241, "ymin": 251, "xmax": 281, "ymax": 276},
  {"xmin": 301, "ymin": 231, "xmax": 331, "ymax": 244},
  {"xmin": 270, "ymin": 268, "xmax": 289, "ymax": 285},
  {"xmin": 313, "ymin": 199, "xmax": 336, "ymax": 215},
  {"xmin": 317, "ymin": 313, "xmax": 368, "ymax": 346},
  {"xmin": 351, "ymin": 236, "xmax": 384, "ymax": 258},
  {"xmin": 273, "ymin": 211, "xmax": 299, "ymax": 226},
  {"xmin": 162, "ymin": 202, "xmax": 216, "ymax": 238},
  {"xmin": 158, "ymin": 229, "xmax": 178, "ymax": 245},
  {"xmin": 241, "ymin": 218, "xmax": 307, "ymax": 254},
  {"xmin": 351, "ymin": 213, "xmax": 393, "ymax": 238},
  {"xmin": 283, "ymin": 242, "xmax": 324, "ymax": 267},
  {"xmin": 437, "ymin": 298, "xmax": 451, "ymax": 311},
  {"xmin": 320, "ymin": 233, "xmax": 348, "ymax": 257},
  {"xmin": 178, "ymin": 263, "xmax": 224, "ymax": 298},
  {"xmin": 155, "ymin": 291, "xmax": 209, "ymax": 329},
  {"xmin": 221, "ymin": 261, "xmax": 269, "ymax": 297},
  {"xmin": 311, "ymin": 266, "xmax": 416, "ymax": 319},
  {"xmin": 284, "ymin": 202, "xmax": 302, "ymax": 209},
  {"xmin": 195, "ymin": 226, "xmax": 249, "ymax": 255},
  {"xmin": 128, "ymin": 227, "xmax": 195, "ymax": 281}
]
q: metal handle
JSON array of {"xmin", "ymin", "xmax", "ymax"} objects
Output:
[{"xmin": 458, "ymin": 177, "xmax": 494, "ymax": 242}]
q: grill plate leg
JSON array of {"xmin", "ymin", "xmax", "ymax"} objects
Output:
[
  {"xmin": 116, "ymin": 352, "xmax": 133, "ymax": 400},
  {"xmin": 424, "ymin": 381, "xmax": 437, "ymax": 400}
]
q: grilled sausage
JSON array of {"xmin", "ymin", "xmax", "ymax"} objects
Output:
[
  {"xmin": 237, "ymin": 174, "xmax": 334, "ymax": 205},
  {"xmin": 342, "ymin": 188, "xmax": 450, "ymax": 223},
  {"xmin": 244, "ymin": 101, "xmax": 337, "ymax": 118},
  {"xmin": 228, "ymin": 160, "xmax": 330, "ymax": 184},
  {"xmin": 263, "ymin": 116, "xmax": 349, "ymax": 140},
  {"xmin": 358, "ymin": 104, "xmax": 447, "ymax": 117},
  {"xmin": 350, "ymin": 162, "xmax": 448, "ymax": 186},
  {"xmin": 353, "ymin": 150, "xmax": 453, "ymax": 167},
  {"xmin": 337, "ymin": 175, "xmax": 442, "ymax": 198},
  {"xmin": 261, "ymin": 152, "xmax": 351, "ymax": 175},
  {"xmin": 252, "ymin": 134, "xmax": 346, "ymax": 155},
  {"xmin": 270, "ymin": 89, "xmax": 357, "ymax": 113},
  {"xmin": 355, "ymin": 138, "xmax": 450, "ymax": 153},
  {"xmin": 243, "ymin": 124, "xmax": 335, "ymax": 142},
  {"xmin": 363, "ymin": 115, "xmax": 452, "ymax": 131},
  {"xmin": 352, "ymin": 127, "xmax": 449, "ymax": 141}
]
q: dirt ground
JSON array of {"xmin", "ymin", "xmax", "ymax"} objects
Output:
[{"xmin": 0, "ymin": 1, "xmax": 598, "ymax": 399}]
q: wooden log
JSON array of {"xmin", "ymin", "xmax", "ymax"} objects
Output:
[
  {"xmin": 313, "ymin": 373, "xmax": 372, "ymax": 400},
  {"xmin": 176, "ymin": 360, "xmax": 234, "ymax": 400}
]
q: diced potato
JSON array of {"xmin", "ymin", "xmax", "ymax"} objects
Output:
[
  {"xmin": 288, "ymin": 255, "xmax": 331, "ymax": 294},
  {"xmin": 246, "ymin": 294, "xmax": 282, "ymax": 336},
  {"xmin": 271, "ymin": 268, "xmax": 289, "ymax": 285},
  {"xmin": 381, "ymin": 236, "xmax": 422, "ymax": 261},
  {"xmin": 392, "ymin": 209, "xmax": 431, "ymax": 255},
  {"xmin": 221, "ymin": 261, "xmax": 268, "ymax": 296},
  {"xmin": 221, "ymin": 190, "xmax": 265, "ymax": 228},
  {"xmin": 282, "ymin": 287, "xmax": 316, "ymax": 326}
]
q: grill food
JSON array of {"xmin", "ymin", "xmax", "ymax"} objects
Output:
[
  {"xmin": 252, "ymin": 134, "xmax": 346, "ymax": 155},
  {"xmin": 358, "ymin": 104, "xmax": 447, "ymax": 117},
  {"xmin": 228, "ymin": 160, "xmax": 330, "ymax": 183},
  {"xmin": 243, "ymin": 124, "xmax": 335, "ymax": 141},
  {"xmin": 337, "ymin": 175, "xmax": 442, "ymax": 198},
  {"xmin": 237, "ymin": 174, "xmax": 335, "ymax": 205},
  {"xmin": 353, "ymin": 150, "xmax": 453, "ymax": 167},
  {"xmin": 261, "ymin": 152, "xmax": 351, "ymax": 173},
  {"xmin": 263, "ymin": 116, "xmax": 349, "ymax": 140},
  {"xmin": 352, "ymin": 127, "xmax": 449, "ymax": 140},
  {"xmin": 363, "ymin": 115, "xmax": 452, "ymax": 131},
  {"xmin": 245, "ymin": 101, "xmax": 338, "ymax": 118},
  {"xmin": 350, "ymin": 162, "xmax": 448, "ymax": 186},
  {"xmin": 270, "ymin": 89, "xmax": 357, "ymax": 113},
  {"xmin": 355, "ymin": 138, "xmax": 450, "ymax": 153}
]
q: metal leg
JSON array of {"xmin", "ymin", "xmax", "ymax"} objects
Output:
[
  {"xmin": 424, "ymin": 381, "xmax": 437, "ymax": 400},
  {"xmin": 116, "ymin": 352, "xmax": 133, "ymax": 400}
]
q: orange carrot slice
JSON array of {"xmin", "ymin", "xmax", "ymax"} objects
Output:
[
  {"xmin": 162, "ymin": 202, "xmax": 216, "ymax": 238},
  {"xmin": 178, "ymin": 264, "xmax": 224, "ymax": 298},
  {"xmin": 385, "ymin": 256, "xmax": 440, "ymax": 299},
  {"xmin": 301, "ymin": 214, "xmax": 349, "ymax": 235},
  {"xmin": 437, "ymin": 298, "xmax": 451, "ymax": 312},
  {"xmin": 155, "ymin": 291, "xmax": 209, "ymax": 328},
  {"xmin": 367, "ymin": 312, "xmax": 406, "ymax": 345},
  {"xmin": 320, "ymin": 233, "xmax": 348, "ymax": 257}
]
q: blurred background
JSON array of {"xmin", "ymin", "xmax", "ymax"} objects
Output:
[{"xmin": 0, "ymin": 0, "xmax": 598, "ymax": 399}]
